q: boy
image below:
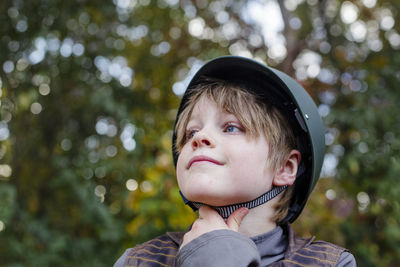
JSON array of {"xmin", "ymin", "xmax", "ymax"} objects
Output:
[{"xmin": 114, "ymin": 56, "xmax": 356, "ymax": 266}]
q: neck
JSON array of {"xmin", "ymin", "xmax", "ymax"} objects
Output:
[{"xmin": 237, "ymin": 200, "xmax": 278, "ymax": 237}]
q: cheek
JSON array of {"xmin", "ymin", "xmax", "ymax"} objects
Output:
[
  {"xmin": 231, "ymin": 147, "xmax": 270, "ymax": 181},
  {"xmin": 176, "ymin": 154, "xmax": 186, "ymax": 186}
]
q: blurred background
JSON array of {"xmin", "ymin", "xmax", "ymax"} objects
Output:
[{"xmin": 0, "ymin": 0, "xmax": 399, "ymax": 266}]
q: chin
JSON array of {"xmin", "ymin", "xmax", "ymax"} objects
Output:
[{"xmin": 184, "ymin": 190, "xmax": 244, "ymax": 207}]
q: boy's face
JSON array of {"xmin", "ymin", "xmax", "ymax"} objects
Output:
[{"xmin": 176, "ymin": 97, "xmax": 275, "ymax": 207}]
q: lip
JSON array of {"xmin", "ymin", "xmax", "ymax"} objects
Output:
[{"xmin": 188, "ymin": 155, "xmax": 223, "ymax": 168}]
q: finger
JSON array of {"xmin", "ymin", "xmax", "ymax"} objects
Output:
[{"xmin": 226, "ymin": 207, "xmax": 248, "ymax": 231}]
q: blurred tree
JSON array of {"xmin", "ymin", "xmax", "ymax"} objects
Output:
[
  {"xmin": 0, "ymin": 0, "xmax": 265, "ymax": 265},
  {"xmin": 0, "ymin": 0, "xmax": 399, "ymax": 266}
]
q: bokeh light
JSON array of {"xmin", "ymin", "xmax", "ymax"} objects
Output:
[
  {"xmin": 0, "ymin": 164, "xmax": 12, "ymax": 178},
  {"xmin": 140, "ymin": 180, "xmax": 152, "ymax": 192},
  {"xmin": 357, "ymin": 191, "xmax": 370, "ymax": 212},
  {"xmin": 120, "ymin": 123, "xmax": 136, "ymax": 151},
  {"xmin": 0, "ymin": 123, "xmax": 10, "ymax": 141},
  {"xmin": 172, "ymin": 59, "xmax": 203, "ymax": 96},
  {"xmin": 30, "ymin": 102, "xmax": 42, "ymax": 114},
  {"xmin": 3, "ymin": 61, "xmax": 14, "ymax": 73},
  {"xmin": 321, "ymin": 153, "xmax": 339, "ymax": 177},
  {"xmin": 126, "ymin": 179, "xmax": 138, "ymax": 191},
  {"xmin": 361, "ymin": 0, "xmax": 376, "ymax": 8},
  {"xmin": 94, "ymin": 56, "xmax": 133, "ymax": 87},
  {"xmin": 95, "ymin": 185, "xmax": 106, "ymax": 202},
  {"xmin": 188, "ymin": 17, "xmax": 205, "ymax": 37},
  {"xmin": 340, "ymin": 1, "xmax": 359, "ymax": 24},
  {"xmin": 325, "ymin": 189, "xmax": 337, "ymax": 200}
]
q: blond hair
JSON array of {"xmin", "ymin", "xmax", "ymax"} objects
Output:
[{"xmin": 174, "ymin": 78, "xmax": 297, "ymax": 223}]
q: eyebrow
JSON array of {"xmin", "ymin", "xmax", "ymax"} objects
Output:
[{"xmin": 217, "ymin": 111, "xmax": 240, "ymax": 122}]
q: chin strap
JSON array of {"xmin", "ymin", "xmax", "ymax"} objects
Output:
[{"xmin": 179, "ymin": 185, "xmax": 288, "ymax": 219}]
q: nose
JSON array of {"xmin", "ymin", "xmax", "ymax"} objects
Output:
[{"xmin": 191, "ymin": 130, "xmax": 215, "ymax": 149}]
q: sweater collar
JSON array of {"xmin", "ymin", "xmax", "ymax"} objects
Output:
[
  {"xmin": 166, "ymin": 231, "xmax": 185, "ymax": 246},
  {"xmin": 285, "ymin": 223, "xmax": 315, "ymax": 257},
  {"xmin": 165, "ymin": 222, "xmax": 315, "ymax": 258}
]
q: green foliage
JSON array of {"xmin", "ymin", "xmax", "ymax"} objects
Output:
[{"xmin": 0, "ymin": 0, "xmax": 399, "ymax": 266}]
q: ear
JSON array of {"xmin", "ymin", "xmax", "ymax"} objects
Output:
[{"xmin": 273, "ymin": 150, "xmax": 301, "ymax": 186}]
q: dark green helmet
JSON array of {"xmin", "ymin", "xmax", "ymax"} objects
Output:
[{"xmin": 172, "ymin": 56, "xmax": 325, "ymax": 223}]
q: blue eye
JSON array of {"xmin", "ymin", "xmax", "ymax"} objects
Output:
[
  {"xmin": 225, "ymin": 125, "xmax": 240, "ymax": 133},
  {"xmin": 186, "ymin": 130, "xmax": 197, "ymax": 140}
]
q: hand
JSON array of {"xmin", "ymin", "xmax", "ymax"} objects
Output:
[{"xmin": 180, "ymin": 205, "xmax": 249, "ymax": 249}]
